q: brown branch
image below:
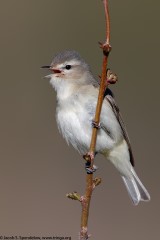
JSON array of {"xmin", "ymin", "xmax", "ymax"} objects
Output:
[
  {"xmin": 103, "ymin": 0, "xmax": 111, "ymax": 46},
  {"xmin": 80, "ymin": 0, "xmax": 111, "ymax": 239}
]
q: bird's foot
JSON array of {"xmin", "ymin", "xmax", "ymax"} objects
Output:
[
  {"xmin": 83, "ymin": 152, "xmax": 98, "ymax": 174},
  {"xmin": 92, "ymin": 120, "xmax": 101, "ymax": 129},
  {"xmin": 85, "ymin": 162, "xmax": 98, "ymax": 174}
]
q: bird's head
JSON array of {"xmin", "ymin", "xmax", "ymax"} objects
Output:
[{"xmin": 42, "ymin": 50, "xmax": 90, "ymax": 82}]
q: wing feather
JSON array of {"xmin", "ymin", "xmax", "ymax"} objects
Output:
[{"xmin": 104, "ymin": 88, "xmax": 134, "ymax": 166}]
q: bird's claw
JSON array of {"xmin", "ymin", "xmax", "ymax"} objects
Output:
[
  {"xmin": 83, "ymin": 152, "xmax": 98, "ymax": 174},
  {"xmin": 85, "ymin": 162, "xmax": 98, "ymax": 174},
  {"xmin": 92, "ymin": 120, "xmax": 101, "ymax": 129}
]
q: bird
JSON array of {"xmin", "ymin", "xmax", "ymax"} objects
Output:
[{"xmin": 42, "ymin": 50, "xmax": 150, "ymax": 205}]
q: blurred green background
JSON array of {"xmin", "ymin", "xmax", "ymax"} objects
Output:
[{"xmin": 0, "ymin": 0, "xmax": 159, "ymax": 239}]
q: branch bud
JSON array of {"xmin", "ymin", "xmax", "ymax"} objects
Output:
[
  {"xmin": 66, "ymin": 192, "xmax": 81, "ymax": 201},
  {"xmin": 93, "ymin": 177, "xmax": 102, "ymax": 187}
]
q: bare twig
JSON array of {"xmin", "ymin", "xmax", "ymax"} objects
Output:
[{"xmin": 80, "ymin": 0, "xmax": 111, "ymax": 239}]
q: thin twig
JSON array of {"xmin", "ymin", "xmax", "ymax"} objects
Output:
[
  {"xmin": 80, "ymin": 0, "xmax": 111, "ymax": 239},
  {"xmin": 103, "ymin": 0, "xmax": 111, "ymax": 46}
]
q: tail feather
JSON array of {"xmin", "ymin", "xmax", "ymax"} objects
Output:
[
  {"xmin": 107, "ymin": 140, "xmax": 150, "ymax": 205},
  {"xmin": 122, "ymin": 168, "xmax": 150, "ymax": 205}
]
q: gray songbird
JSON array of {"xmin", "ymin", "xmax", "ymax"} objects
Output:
[{"xmin": 42, "ymin": 50, "xmax": 150, "ymax": 205}]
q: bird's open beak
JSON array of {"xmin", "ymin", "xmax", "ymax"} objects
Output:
[
  {"xmin": 51, "ymin": 69, "xmax": 61, "ymax": 73},
  {"xmin": 41, "ymin": 65, "xmax": 51, "ymax": 69},
  {"xmin": 41, "ymin": 65, "xmax": 61, "ymax": 74}
]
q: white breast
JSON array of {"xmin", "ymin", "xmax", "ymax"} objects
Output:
[{"xmin": 56, "ymin": 92, "xmax": 122, "ymax": 154}]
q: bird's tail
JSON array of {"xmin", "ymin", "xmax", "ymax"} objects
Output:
[
  {"xmin": 122, "ymin": 167, "xmax": 150, "ymax": 205},
  {"xmin": 106, "ymin": 140, "xmax": 150, "ymax": 205}
]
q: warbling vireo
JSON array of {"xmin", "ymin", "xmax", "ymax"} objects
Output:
[{"xmin": 42, "ymin": 50, "xmax": 150, "ymax": 205}]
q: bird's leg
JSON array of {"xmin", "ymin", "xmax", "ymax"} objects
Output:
[
  {"xmin": 83, "ymin": 152, "xmax": 98, "ymax": 174},
  {"xmin": 83, "ymin": 121, "xmax": 101, "ymax": 173}
]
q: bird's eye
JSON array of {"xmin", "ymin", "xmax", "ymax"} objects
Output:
[{"xmin": 65, "ymin": 65, "xmax": 72, "ymax": 70}]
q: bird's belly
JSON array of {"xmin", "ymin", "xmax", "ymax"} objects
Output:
[{"xmin": 56, "ymin": 108, "xmax": 116, "ymax": 154}]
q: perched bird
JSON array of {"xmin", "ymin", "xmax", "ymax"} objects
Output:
[{"xmin": 42, "ymin": 50, "xmax": 150, "ymax": 205}]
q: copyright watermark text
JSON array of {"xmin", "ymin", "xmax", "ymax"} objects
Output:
[{"xmin": 0, "ymin": 236, "xmax": 71, "ymax": 240}]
